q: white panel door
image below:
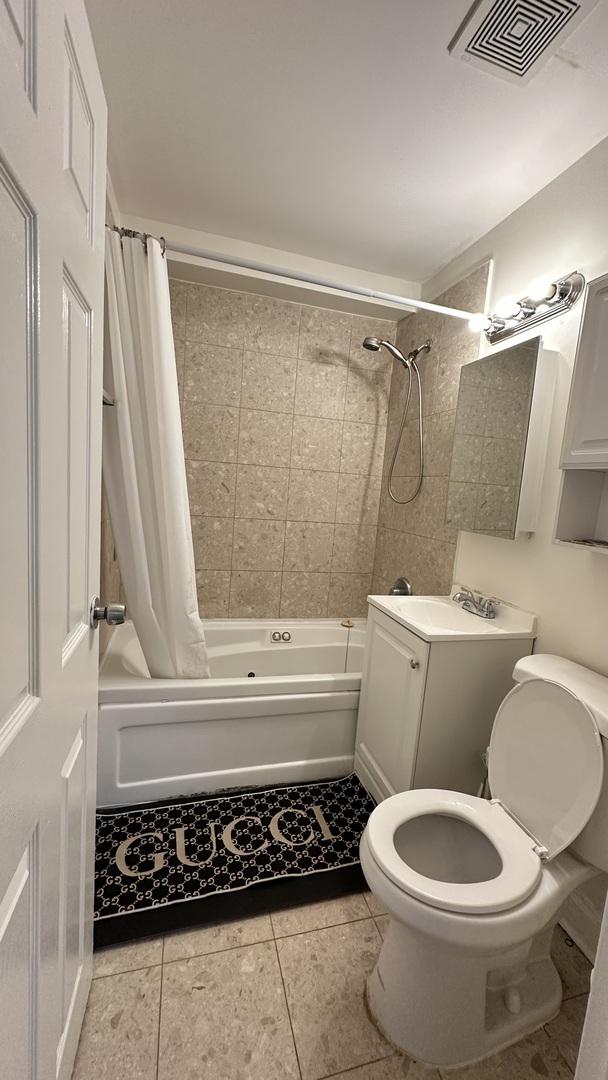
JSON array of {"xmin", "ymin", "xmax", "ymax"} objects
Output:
[{"xmin": 0, "ymin": 2, "xmax": 106, "ymax": 1078}]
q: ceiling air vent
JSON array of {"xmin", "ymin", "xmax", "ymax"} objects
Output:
[{"xmin": 449, "ymin": 0, "xmax": 600, "ymax": 84}]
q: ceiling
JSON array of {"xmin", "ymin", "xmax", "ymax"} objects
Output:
[{"xmin": 86, "ymin": 0, "xmax": 608, "ymax": 282}]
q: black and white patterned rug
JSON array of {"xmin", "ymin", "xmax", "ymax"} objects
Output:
[{"xmin": 94, "ymin": 774, "xmax": 375, "ymax": 946}]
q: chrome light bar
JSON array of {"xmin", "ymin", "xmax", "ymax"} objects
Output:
[{"xmin": 481, "ymin": 271, "xmax": 586, "ymax": 344}]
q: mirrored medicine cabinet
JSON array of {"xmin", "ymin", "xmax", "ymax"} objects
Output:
[{"xmin": 445, "ymin": 336, "xmax": 553, "ymax": 540}]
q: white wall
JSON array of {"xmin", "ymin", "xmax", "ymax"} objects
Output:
[
  {"xmin": 425, "ymin": 135, "xmax": 608, "ymax": 959},
  {"xmin": 426, "ymin": 135, "xmax": 608, "ymax": 679}
]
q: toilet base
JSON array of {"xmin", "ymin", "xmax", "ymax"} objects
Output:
[{"xmin": 366, "ymin": 917, "xmax": 563, "ymax": 1069}]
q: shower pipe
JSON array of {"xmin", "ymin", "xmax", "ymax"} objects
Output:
[
  {"xmin": 106, "ymin": 226, "xmax": 480, "ymax": 324},
  {"xmin": 387, "ymin": 346, "xmax": 426, "ymax": 505}
]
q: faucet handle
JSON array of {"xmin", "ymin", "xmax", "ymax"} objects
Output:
[
  {"xmin": 479, "ymin": 597, "xmax": 498, "ymax": 618},
  {"xmin": 452, "ymin": 588, "xmax": 474, "ymax": 603}
]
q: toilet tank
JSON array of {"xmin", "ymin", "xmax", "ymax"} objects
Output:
[{"xmin": 513, "ymin": 654, "xmax": 608, "ymax": 872}]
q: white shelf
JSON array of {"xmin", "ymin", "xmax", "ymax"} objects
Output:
[{"xmin": 555, "ymin": 469, "xmax": 608, "ymax": 552}]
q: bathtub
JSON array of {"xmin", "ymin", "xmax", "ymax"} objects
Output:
[{"xmin": 97, "ymin": 619, "xmax": 365, "ymax": 807}]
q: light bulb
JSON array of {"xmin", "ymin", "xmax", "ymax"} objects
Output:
[
  {"xmin": 494, "ymin": 297, "xmax": 522, "ymax": 320},
  {"xmin": 468, "ymin": 313, "xmax": 492, "ymax": 333},
  {"xmin": 527, "ymin": 277, "xmax": 558, "ymax": 304}
]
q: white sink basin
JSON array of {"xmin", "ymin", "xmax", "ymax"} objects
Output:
[{"xmin": 367, "ymin": 593, "xmax": 536, "ymax": 642}]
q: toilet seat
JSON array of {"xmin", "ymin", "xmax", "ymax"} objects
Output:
[
  {"xmin": 366, "ymin": 673, "xmax": 605, "ymax": 916},
  {"xmin": 489, "ymin": 678, "xmax": 603, "ymax": 860},
  {"xmin": 366, "ymin": 789, "xmax": 543, "ymax": 914}
]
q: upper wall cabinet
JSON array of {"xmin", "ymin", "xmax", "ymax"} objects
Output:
[
  {"xmin": 555, "ymin": 273, "xmax": 608, "ymax": 552},
  {"xmin": 561, "ymin": 273, "xmax": 608, "ymax": 469}
]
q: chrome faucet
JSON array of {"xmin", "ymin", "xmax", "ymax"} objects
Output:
[
  {"xmin": 452, "ymin": 588, "xmax": 497, "ymax": 619},
  {"xmin": 388, "ymin": 576, "xmax": 413, "ymax": 596}
]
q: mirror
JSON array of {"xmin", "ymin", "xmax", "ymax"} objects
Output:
[{"xmin": 445, "ymin": 337, "xmax": 540, "ymax": 539}]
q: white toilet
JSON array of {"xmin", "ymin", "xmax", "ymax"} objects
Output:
[{"xmin": 360, "ymin": 653, "xmax": 608, "ymax": 1069}]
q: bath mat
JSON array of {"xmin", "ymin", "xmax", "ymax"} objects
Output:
[{"xmin": 94, "ymin": 773, "xmax": 375, "ymax": 946}]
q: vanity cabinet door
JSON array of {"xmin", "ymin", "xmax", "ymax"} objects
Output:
[
  {"xmin": 562, "ymin": 273, "xmax": 608, "ymax": 469},
  {"xmin": 355, "ymin": 607, "xmax": 428, "ymax": 802}
]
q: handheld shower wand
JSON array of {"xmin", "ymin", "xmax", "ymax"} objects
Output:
[
  {"xmin": 362, "ymin": 337, "xmax": 414, "ymax": 366},
  {"xmin": 362, "ymin": 336, "xmax": 431, "ymax": 504}
]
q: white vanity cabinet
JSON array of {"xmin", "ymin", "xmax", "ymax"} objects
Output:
[{"xmin": 355, "ymin": 599, "xmax": 535, "ymax": 804}]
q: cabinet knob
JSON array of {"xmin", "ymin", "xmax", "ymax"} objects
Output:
[{"xmin": 410, "ymin": 658, "xmax": 419, "ymax": 669}]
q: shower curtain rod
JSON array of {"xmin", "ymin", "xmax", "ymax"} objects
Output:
[
  {"xmin": 107, "ymin": 226, "xmax": 478, "ymax": 322},
  {"xmin": 107, "ymin": 224, "xmax": 167, "ymax": 256},
  {"xmin": 165, "ymin": 239, "xmax": 478, "ymax": 322}
]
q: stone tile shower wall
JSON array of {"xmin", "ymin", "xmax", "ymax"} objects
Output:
[
  {"xmin": 169, "ymin": 279, "xmax": 397, "ymax": 619},
  {"xmin": 372, "ymin": 263, "xmax": 490, "ymax": 596}
]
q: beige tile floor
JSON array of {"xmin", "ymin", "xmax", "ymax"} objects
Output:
[{"xmin": 74, "ymin": 894, "xmax": 591, "ymax": 1080}]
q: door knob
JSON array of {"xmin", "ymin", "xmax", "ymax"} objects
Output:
[
  {"xmin": 90, "ymin": 597, "xmax": 127, "ymax": 628},
  {"xmin": 410, "ymin": 658, "xmax": 419, "ymax": 669}
]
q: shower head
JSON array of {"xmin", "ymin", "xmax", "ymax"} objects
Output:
[
  {"xmin": 362, "ymin": 336, "xmax": 410, "ymax": 367},
  {"xmin": 362, "ymin": 336, "xmax": 430, "ymax": 369}
]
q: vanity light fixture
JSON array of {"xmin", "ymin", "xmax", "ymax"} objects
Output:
[{"xmin": 468, "ymin": 270, "xmax": 586, "ymax": 344}]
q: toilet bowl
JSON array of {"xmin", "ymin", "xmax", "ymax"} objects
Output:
[{"xmin": 360, "ymin": 653, "xmax": 608, "ymax": 1068}]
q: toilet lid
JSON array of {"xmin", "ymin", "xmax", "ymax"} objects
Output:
[{"xmin": 488, "ymin": 678, "xmax": 604, "ymax": 861}]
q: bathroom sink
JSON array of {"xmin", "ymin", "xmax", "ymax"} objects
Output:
[{"xmin": 367, "ymin": 593, "xmax": 536, "ymax": 642}]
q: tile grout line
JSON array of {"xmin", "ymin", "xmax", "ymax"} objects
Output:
[
  {"xmin": 227, "ymin": 395, "xmax": 248, "ymax": 615},
  {"xmin": 363, "ymin": 892, "xmax": 388, "ymax": 919},
  {"xmin": 278, "ymin": 387, "xmax": 299, "ymax": 615},
  {"xmin": 331, "ymin": 326, "xmax": 355, "ymax": 599},
  {"xmin": 188, "ymin": 401, "xmax": 390, "ymax": 419},
  {"xmin": 377, "ymin": 521, "xmax": 457, "ymax": 545},
  {"xmin": 154, "ymin": 957, "xmax": 165, "ymax": 1080},
  {"xmin": 273, "ymin": 937, "xmax": 304, "ymax": 1080},
  {"xmin": 546, "ymin": 1045, "xmax": 576, "ymax": 1079},
  {"xmin": 373, "ymin": 917, "xmax": 387, "ymax": 941},
  {"xmin": 317, "ymin": 1051, "xmax": 402, "ymax": 1080},
  {"xmin": 121, "ymin": 912, "xmax": 383, "ymax": 971},
  {"xmin": 542, "ymin": 984, "xmax": 589, "ymax": 1079},
  {"xmin": 186, "ymin": 455, "xmax": 379, "ymax": 472},
  {"xmin": 92, "ymin": 960, "xmax": 164, "ymax": 982},
  {"xmin": 271, "ymin": 913, "xmax": 377, "ymax": 943},
  {"xmin": 97, "ymin": 908, "xmax": 384, "ymax": 977}
]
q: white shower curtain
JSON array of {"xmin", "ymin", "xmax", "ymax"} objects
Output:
[{"xmin": 103, "ymin": 229, "xmax": 210, "ymax": 677}]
